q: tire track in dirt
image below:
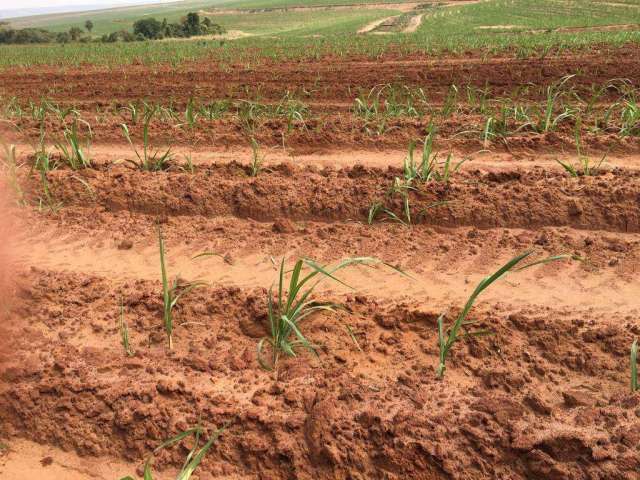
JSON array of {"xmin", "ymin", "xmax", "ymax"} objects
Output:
[
  {"xmin": 403, "ymin": 13, "xmax": 423, "ymax": 33},
  {"xmin": 10, "ymin": 209, "xmax": 640, "ymax": 312},
  {"xmin": 11, "ymin": 143, "xmax": 640, "ymax": 171},
  {"xmin": 358, "ymin": 15, "xmax": 399, "ymax": 33}
]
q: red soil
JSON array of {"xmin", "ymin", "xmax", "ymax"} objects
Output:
[
  {"xmin": 1, "ymin": 50, "xmax": 640, "ymax": 479},
  {"xmin": 2, "ymin": 46, "xmax": 640, "ymax": 105}
]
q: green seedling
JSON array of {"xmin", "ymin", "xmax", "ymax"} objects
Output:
[
  {"xmin": 119, "ymin": 297, "xmax": 134, "ymax": 357},
  {"xmin": 37, "ymin": 170, "xmax": 63, "ymax": 213},
  {"xmin": 433, "ymin": 152, "xmax": 467, "ymax": 183},
  {"xmin": 121, "ymin": 108, "xmax": 173, "ymax": 171},
  {"xmin": 55, "ymin": 119, "xmax": 92, "ymax": 169},
  {"xmin": 369, "ymin": 130, "xmax": 459, "ymax": 226},
  {"xmin": 158, "ymin": 227, "xmax": 204, "ymax": 349},
  {"xmin": 436, "ymin": 251, "xmax": 577, "ymax": 378},
  {"xmin": 275, "ymin": 92, "xmax": 308, "ymax": 133},
  {"xmin": 181, "ymin": 153, "xmax": 195, "ymax": 174},
  {"xmin": 441, "ymin": 84, "xmax": 459, "ymax": 117},
  {"xmin": 182, "ymin": 96, "xmax": 199, "ymax": 129},
  {"xmin": 536, "ymin": 75, "xmax": 577, "ymax": 133},
  {"xmin": 258, "ymin": 257, "xmax": 405, "ymax": 374},
  {"xmin": 353, "ymin": 86, "xmax": 382, "ymax": 121},
  {"xmin": 119, "ymin": 424, "xmax": 225, "ymax": 480},
  {"xmin": 199, "ymin": 100, "xmax": 231, "ymax": 120},
  {"xmin": 619, "ymin": 99, "xmax": 640, "ymax": 136},
  {"xmin": 632, "ymin": 339, "xmax": 638, "ymax": 392},
  {"xmin": 1, "ymin": 143, "xmax": 27, "ymax": 207},
  {"xmin": 121, "ymin": 103, "xmax": 140, "ymax": 124},
  {"xmin": 249, "ymin": 137, "xmax": 263, "ymax": 177},
  {"xmin": 403, "ymin": 127, "xmax": 465, "ymax": 184},
  {"xmin": 556, "ymin": 154, "xmax": 606, "ymax": 177},
  {"xmin": 557, "ymin": 125, "xmax": 606, "ymax": 176},
  {"xmin": 47, "ymin": 102, "xmax": 80, "ymax": 123}
]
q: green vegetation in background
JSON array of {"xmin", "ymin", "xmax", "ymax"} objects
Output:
[
  {"xmin": 207, "ymin": 8, "xmax": 396, "ymax": 35},
  {"xmin": 0, "ymin": 11, "xmax": 225, "ymax": 44},
  {"xmin": 6, "ymin": 0, "xmax": 413, "ymax": 35},
  {"xmin": 416, "ymin": 0, "xmax": 640, "ymax": 38},
  {"xmin": 1, "ymin": 0, "xmax": 640, "ymax": 67}
]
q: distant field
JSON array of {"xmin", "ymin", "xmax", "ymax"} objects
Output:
[
  {"xmin": 6, "ymin": 0, "xmax": 415, "ymax": 35},
  {"xmin": 413, "ymin": 0, "xmax": 640, "ymax": 50},
  {"xmin": 204, "ymin": 8, "xmax": 398, "ymax": 36},
  {"xmin": 2, "ymin": 0, "xmax": 640, "ymax": 67}
]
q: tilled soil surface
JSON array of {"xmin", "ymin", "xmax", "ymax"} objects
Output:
[
  {"xmin": 2, "ymin": 47, "xmax": 640, "ymax": 105},
  {"xmin": 32, "ymin": 163, "xmax": 640, "ymax": 232},
  {"xmin": 1, "ymin": 50, "xmax": 640, "ymax": 480}
]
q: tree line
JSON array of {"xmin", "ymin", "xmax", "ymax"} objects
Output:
[{"xmin": 0, "ymin": 13, "xmax": 224, "ymax": 45}]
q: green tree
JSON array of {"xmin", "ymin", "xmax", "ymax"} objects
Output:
[
  {"xmin": 68, "ymin": 26, "xmax": 83, "ymax": 41},
  {"xmin": 56, "ymin": 31, "xmax": 71, "ymax": 43},
  {"xmin": 85, "ymin": 20, "xmax": 94, "ymax": 32},
  {"xmin": 182, "ymin": 12, "xmax": 202, "ymax": 36},
  {"xmin": 133, "ymin": 17, "xmax": 162, "ymax": 39}
]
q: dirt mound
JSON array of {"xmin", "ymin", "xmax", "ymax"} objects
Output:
[
  {"xmin": 27, "ymin": 163, "xmax": 640, "ymax": 232},
  {"xmin": 1, "ymin": 269, "xmax": 638, "ymax": 479}
]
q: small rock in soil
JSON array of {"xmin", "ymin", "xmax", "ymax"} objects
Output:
[
  {"xmin": 562, "ymin": 389, "xmax": 596, "ymax": 408},
  {"xmin": 272, "ymin": 218, "xmax": 297, "ymax": 233},
  {"xmin": 117, "ymin": 239, "xmax": 133, "ymax": 250}
]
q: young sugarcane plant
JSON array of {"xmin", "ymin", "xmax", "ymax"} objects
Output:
[
  {"xmin": 55, "ymin": 118, "xmax": 92, "ymax": 169},
  {"xmin": 183, "ymin": 96, "xmax": 199, "ymax": 129},
  {"xmin": 121, "ymin": 107, "xmax": 173, "ymax": 171},
  {"xmin": 556, "ymin": 118, "xmax": 607, "ymax": 177},
  {"xmin": 556, "ymin": 155, "xmax": 606, "ymax": 178},
  {"xmin": 249, "ymin": 137, "xmax": 263, "ymax": 177},
  {"xmin": 1, "ymin": 143, "xmax": 27, "ymax": 207},
  {"xmin": 37, "ymin": 169, "xmax": 63, "ymax": 213},
  {"xmin": 631, "ymin": 339, "xmax": 638, "ymax": 393},
  {"xmin": 158, "ymin": 227, "xmax": 204, "ymax": 350},
  {"xmin": 119, "ymin": 296, "xmax": 134, "ymax": 357},
  {"xmin": 258, "ymin": 257, "xmax": 406, "ymax": 375},
  {"xmin": 536, "ymin": 75, "xmax": 577, "ymax": 133},
  {"xmin": 403, "ymin": 123, "xmax": 437, "ymax": 182},
  {"xmin": 119, "ymin": 424, "xmax": 225, "ymax": 480},
  {"xmin": 436, "ymin": 251, "xmax": 577, "ymax": 379}
]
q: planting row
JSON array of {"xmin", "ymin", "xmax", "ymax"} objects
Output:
[
  {"xmin": 11, "ymin": 159, "xmax": 640, "ymax": 233},
  {"xmin": 3, "ymin": 77, "xmax": 640, "ymax": 146},
  {"xmin": 3, "ymin": 46, "xmax": 640, "ymax": 100},
  {"xmin": 2, "ymin": 263, "xmax": 639, "ymax": 479}
]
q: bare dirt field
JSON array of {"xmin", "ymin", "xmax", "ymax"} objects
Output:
[{"xmin": 1, "ymin": 46, "xmax": 640, "ymax": 479}]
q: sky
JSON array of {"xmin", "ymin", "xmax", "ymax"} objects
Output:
[
  {"xmin": 0, "ymin": 0, "xmax": 181, "ymax": 18},
  {"xmin": 3, "ymin": 0, "xmax": 159, "ymax": 6}
]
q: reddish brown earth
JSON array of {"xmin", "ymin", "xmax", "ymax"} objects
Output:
[
  {"xmin": 6, "ymin": 113, "xmax": 640, "ymax": 155},
  {"xmin": 0, "ymin": 183, "xmax": 16, "ymax": 365},
  {"xmin": 3, "ymin": 45, "xmax": 640, "ymax": 154},
  {"xmin": 2, "ymin": 46, "xmax": 640, "ymax": 104},
  {"xmin": 1, "ymin": 51, "xmax": 640, "ymax": 479}
]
